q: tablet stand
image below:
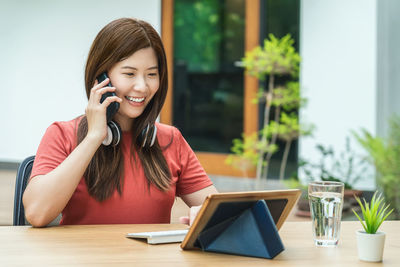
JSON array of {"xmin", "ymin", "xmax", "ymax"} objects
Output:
[{"xmin": 195, "ymin": 200, "xmax": 284, "ymax": 259}]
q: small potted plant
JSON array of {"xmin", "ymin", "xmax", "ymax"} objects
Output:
[{"xmin": 352, "ymin": 191, "xmax": 393, "ymax": 262}]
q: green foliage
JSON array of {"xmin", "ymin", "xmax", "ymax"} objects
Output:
[
  {"xmin": 242, "ymin": 34, "xmax": 300, "ymax": 80},
  {"xmin": 225, "ymin": 132, "xmax": 278, "ymax": 174},
  {"xmin": 300, "ymin": 137, "xmax": 368, "ymax": 190},
  {"xmin": 228, "ymin": 133, "xmax": 259, "ymax": 164},
  {"xmin": 353, "ymin": 115, "xmax": 400, "ymax": 219},
  {"xmin": 226, "ymin": 34, "xmax": 311, "ymax": 181},
  {"xmin": 225, "ymin": 133, "xmax": 259, "ymax": 175},
  {"xmin": 272, "ymin": 82, "xmax": 305, "ymax": 110},
  {"xmin": 174, "ymin": 0, "xmax": 244, "ymax": 72},
  {"xmin": 275, "ymin": 112, "xmax": 300, "ymax": 141},
  {"xmin": 352, "ymin": 192, "xmax": 393, "ymax": 234},
  {"xmin": 265, "ymin": 112, "xmax": 313, "ymax": 142},
  {"xmin": 254, "ymin": 81, "xmax": 304, "ymax": 108}
]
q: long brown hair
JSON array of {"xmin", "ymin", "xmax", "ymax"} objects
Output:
[{"xmin": 77, "ymin": 18, "xmax": 171, "ymax": 201}]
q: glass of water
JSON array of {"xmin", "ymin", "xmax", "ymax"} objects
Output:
[{"xmin": 308, "ymin": 181, "xmax": 344, "ymax": 247}]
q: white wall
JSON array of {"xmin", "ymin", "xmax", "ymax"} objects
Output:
[
  {"xmin": 0, "ymin": 0, "xmax": 161, "ymax": 162},
  {"xmin": 377, "ymin": 0, "xmax": 400, "ymax": 138},
  {"xmin": 299, "ymin": 0, "xmax": 377, "ymax": 190}
]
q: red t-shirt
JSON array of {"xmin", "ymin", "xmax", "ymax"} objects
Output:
[{"xmin": 30, "ymin": 118, "xmax": 213, "ymax": 225}]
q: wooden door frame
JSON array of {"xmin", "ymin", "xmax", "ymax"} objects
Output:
[{"xmin": 161, "ymin": 0, "xmax": 259, "ymax": 177}]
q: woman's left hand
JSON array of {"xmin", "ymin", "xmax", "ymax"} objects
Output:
[{"xmin": 179, "ymin": 205, "xmax": 202, "ymax": 226}]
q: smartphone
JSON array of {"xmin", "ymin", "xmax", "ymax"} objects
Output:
[{"xmin": 96, "ymin": 72, "xmax": 120, "ymax": 123}]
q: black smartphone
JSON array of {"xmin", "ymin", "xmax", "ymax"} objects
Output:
[{"xmin": 96, "ymin": 72, "xmax": 120, "ymax": 123}]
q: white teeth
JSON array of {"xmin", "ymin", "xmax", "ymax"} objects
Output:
[{"xmin": 126, "ymin": 96, "xmax": 145, "ymax": 103}]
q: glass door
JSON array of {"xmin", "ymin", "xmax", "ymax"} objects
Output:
[
  {"xmin": 173, "ymin": 0, "xmax": 245, "ymax": 153},
  {"xmin": 161, "ymin": 0, "xmax": 259, "ymax": 177}
]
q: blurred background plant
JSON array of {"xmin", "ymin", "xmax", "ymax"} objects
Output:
[
  {"xmin": 225, "ymin": 34, "xmax": 313, "ymax": 182},
  {"xmin": 353, "ymin": 115, "xmax": 400, "ymax": 219},
  {"xmin": 285, "ymin": 136, "xmax": 369, "ymax": 216},
  {"xmin": 225, "ymin": 133, "xmax": 259, "ymax": 178},
  {"xmin": 297, "ymin": 136, "xmax": 369, "ymax": 190}
]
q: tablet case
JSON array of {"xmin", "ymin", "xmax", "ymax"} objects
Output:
[{"xmin": 194, "ymin": 199, "xmax": 284, "ymax": 259}]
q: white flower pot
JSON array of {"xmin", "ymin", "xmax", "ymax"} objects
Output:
[{"xmin": 356, "ymin": 230, "xmax": 386, "ymax": 262}]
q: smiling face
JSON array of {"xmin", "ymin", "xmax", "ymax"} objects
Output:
[{"xmin": 108, "ymin": 47, "xmax": 160, "ymax": 130}]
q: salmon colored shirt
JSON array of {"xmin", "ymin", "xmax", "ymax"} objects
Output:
[{"xmin": 30, "ymin": 118, "xmax": 213, "ymax": 225}]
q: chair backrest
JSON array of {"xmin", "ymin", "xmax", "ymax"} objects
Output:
[{"xmin": 13, "ymin": 155, "xmax": 35, "ymax": 226}]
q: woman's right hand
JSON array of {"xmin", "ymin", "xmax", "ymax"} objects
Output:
[
  {"xmin": 24, "ymin": 80, "xmax": 122, "ymax": 227},
  {"xmin": 85, "ymin": 78, "xmax": 122, "ymax": 144}
]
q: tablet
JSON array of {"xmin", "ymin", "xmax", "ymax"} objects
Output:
[{"xmin": 181, "ymin": 189, "xmax": 301, "ymax": 250}]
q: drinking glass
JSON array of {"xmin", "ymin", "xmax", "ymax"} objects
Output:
[{"xmin": 308, "ymin": 181, "xmax": 344, "ymax": 247}]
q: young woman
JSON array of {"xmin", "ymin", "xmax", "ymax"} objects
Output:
[{"xmin": 23, "ymin": 18, "xmax": 217, "ymax": 227}]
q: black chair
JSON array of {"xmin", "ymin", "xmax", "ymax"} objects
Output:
[
  {"xmin": 13, "ymin": 156, "xmax": 62, "ymax": 226},
  {"xmin": 13, "ymin": 155, "xmax": 35, "ymax": 226}
]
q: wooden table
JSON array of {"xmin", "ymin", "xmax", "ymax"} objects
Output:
[{"xmin": 0, "ymin": 221, "xmax": 399, "ymax": 266}]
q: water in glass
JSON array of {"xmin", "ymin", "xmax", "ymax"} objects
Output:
[{"xmin": 309, "ymin": 191, "xmax": 343, "ymax": 247}]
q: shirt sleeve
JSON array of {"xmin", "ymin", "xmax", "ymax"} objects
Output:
[
  {"xmin": 30, "ymin": 122, "xmax": 73, "ymax": 180},
  {"xmin": 175, "ymin": 128, "xmax": 213, "ymax": 196}
]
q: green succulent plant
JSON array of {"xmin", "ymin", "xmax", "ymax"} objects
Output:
[{"xmin": 352, "ymin": 191, "xmax": 393, "ymax": 234}]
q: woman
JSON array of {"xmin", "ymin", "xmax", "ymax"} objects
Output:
[{"xmin": 23, "ymin": 18, "xmax": 217, "ymax": 227}]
